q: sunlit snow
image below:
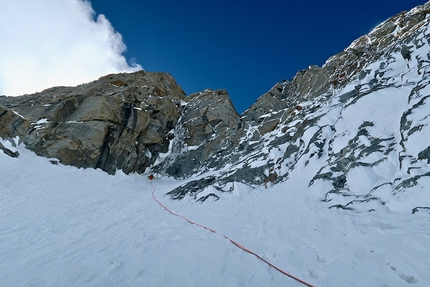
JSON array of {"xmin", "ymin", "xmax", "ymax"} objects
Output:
[{"xmin": 1, "ymin": 140, "xmax": 429, "ymax": 286}]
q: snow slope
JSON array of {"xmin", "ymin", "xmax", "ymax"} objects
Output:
[{"xmin": 1, "ymin": 139, "xmax": 430, "ymax": 286}]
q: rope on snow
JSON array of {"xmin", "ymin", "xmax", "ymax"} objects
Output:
[{"xmin": 150, "ymin": 181, "xmax": 315, "ymax": 287}]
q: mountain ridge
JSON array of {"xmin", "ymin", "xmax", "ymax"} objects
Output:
[{"xmin": 1, "ymin": 1, "xmax": 430, "ymax": 213}]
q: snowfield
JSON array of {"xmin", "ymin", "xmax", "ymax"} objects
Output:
[{"xmin": 1, "ymin": 141, "xmax": 429, "ymax": 287}]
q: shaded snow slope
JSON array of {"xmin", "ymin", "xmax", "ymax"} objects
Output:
[{"xmin": 1, "ymin": 140, "xmax": 430, "ymax": 286}]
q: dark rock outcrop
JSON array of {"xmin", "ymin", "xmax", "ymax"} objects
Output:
[
  {"xmin": 0, "ymin": 140, "xmax": 19, "ymax": 158},
  {"xmin": 0, "ymin": 71, "xmax": 185, "ymax": 174},
  {"xmin": 155, "ymin": 88, "xmax": 244, "ymax": 178}
]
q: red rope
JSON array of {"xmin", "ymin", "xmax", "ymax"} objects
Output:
[{"xmin": 150, "ymin": 181, "xmax": 315, "ymax": 287}]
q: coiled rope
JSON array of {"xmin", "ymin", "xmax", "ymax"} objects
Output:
[{"xmin": 150, "ymin": 181, "xmax": 315, "ymax": 287}]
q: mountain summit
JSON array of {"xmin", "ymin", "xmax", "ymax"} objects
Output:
[{"xmin": 1, "ymin": 2, "xmax": 430, "ymax": 213}]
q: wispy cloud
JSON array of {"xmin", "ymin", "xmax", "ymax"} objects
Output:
[{"xmin": 0, "ymin": 0, "xmax": 142, "ymax": 96}]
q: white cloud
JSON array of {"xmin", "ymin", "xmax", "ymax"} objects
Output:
[{"xmin": 0, "ymin": 0, "xmax": 142, "ymax": 96}]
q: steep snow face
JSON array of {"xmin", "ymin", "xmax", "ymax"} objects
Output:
[
  {"xmin": 297, "ymin": 72, "xmax": 429, "ymax": 212},
  {"xmin": 169, "ymin": 3, "xmax": 430, "ymax": 214},
  {"xmin": 1, "ymin": 139, "xmax": 430, "ymax": 287},
  {"xmin": 279, "ymin": 15, "xmax": 430, "ymax": 213}
]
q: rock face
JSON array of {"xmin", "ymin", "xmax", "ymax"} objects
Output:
[
  {"xmin": 2, "ymin": 2, "xmax": 430, "ymax": 212},
  {"xmin": 0, "ymin": 71, "xmax": 185, "ymax": 174},
  {"xmin": 155, "ymin": 88, "xmax": 244, "ymax": 178}
]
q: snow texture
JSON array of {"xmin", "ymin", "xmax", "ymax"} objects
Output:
[{"xmin": 1, "ymin": 139, "xmax": 430, "ymax": 287}]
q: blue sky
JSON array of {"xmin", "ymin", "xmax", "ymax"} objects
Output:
[
  {"xmin": 1, "ymin": 1, "xmax": 425, "ymax": 113},
  {"xmin": 90, "ymin": 0, "xmax": 424, "ymax": 113}
]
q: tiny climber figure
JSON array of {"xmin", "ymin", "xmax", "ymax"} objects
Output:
[{"xmin": 148, "ymin": 174, "xmax": 155, "ymax": 180}]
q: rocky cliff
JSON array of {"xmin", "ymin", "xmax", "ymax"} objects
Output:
[
  {"xmin": 0, "ymin": 71, "xmax": 185, "ymax": 174},
  {"xmin": 1, "ymin": 2, "xmax": 430, "ymax": 212}
]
